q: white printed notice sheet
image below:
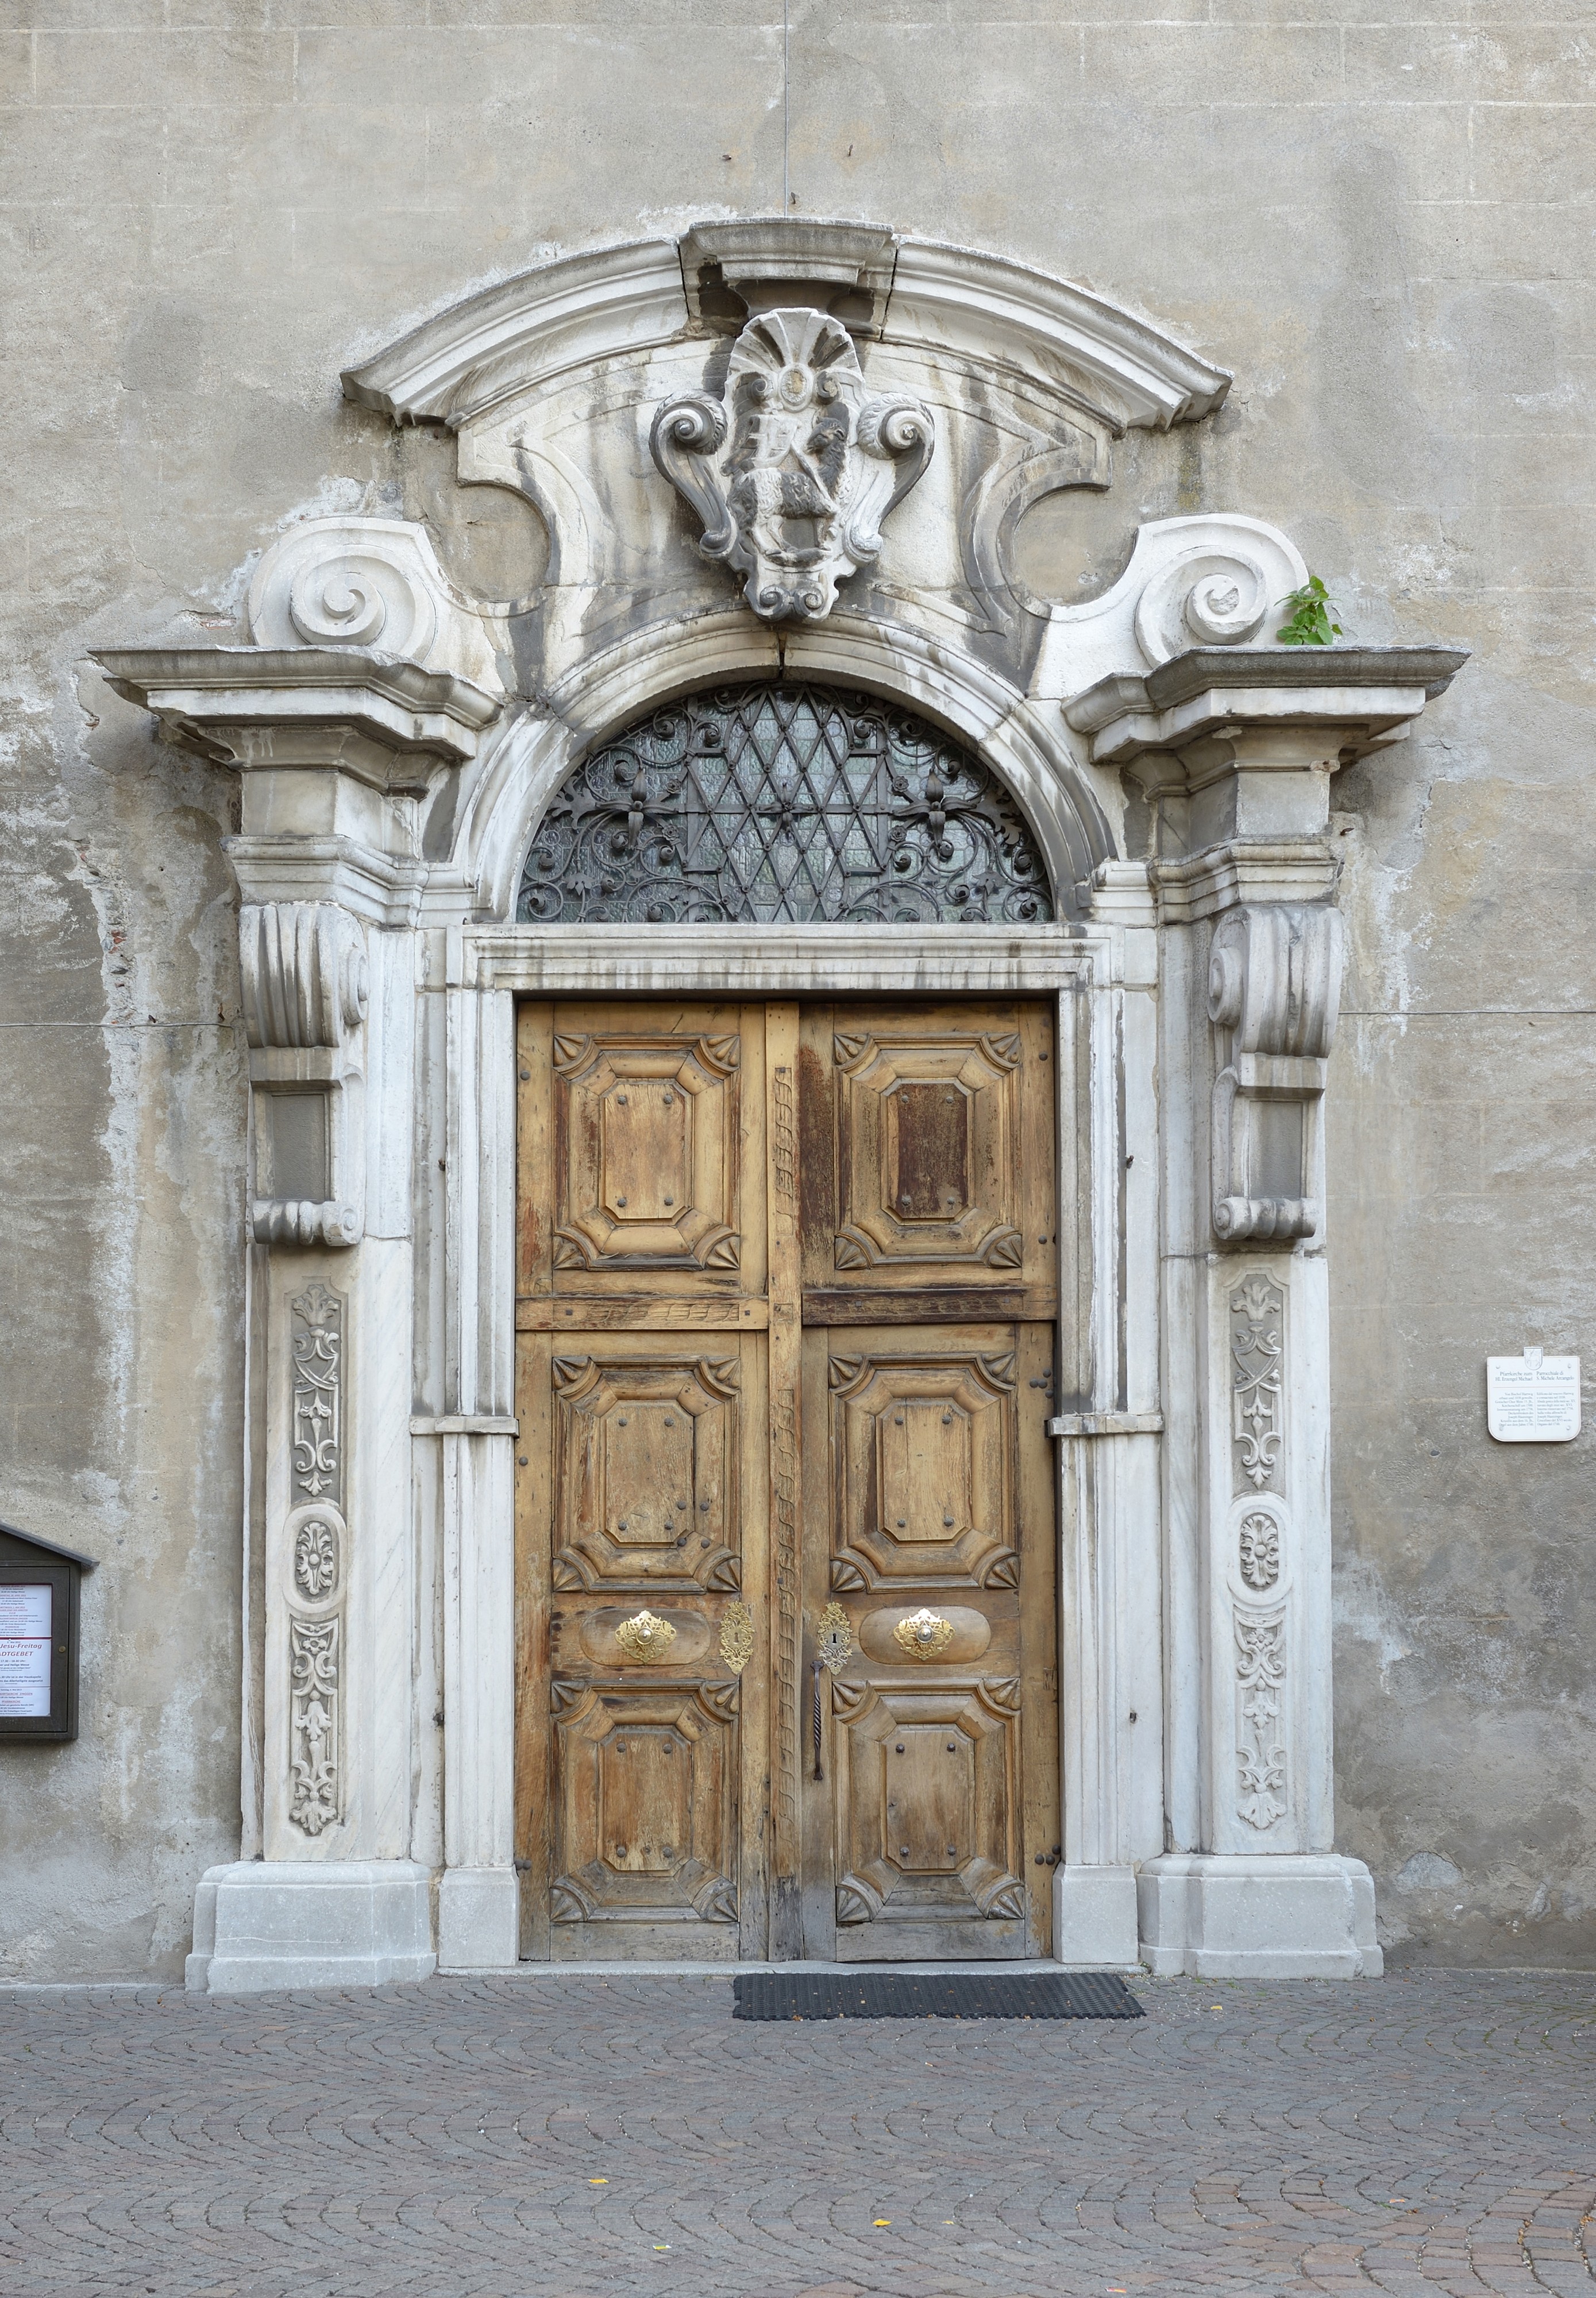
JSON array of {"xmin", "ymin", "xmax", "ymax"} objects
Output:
[
  {"xmin": 0, "ymin": 1583, "xmax": 53, "ymax": 1717},
  {"xmin": 1487, "ymin": 1350, "xmax": 1582, "ymax": 1444}
]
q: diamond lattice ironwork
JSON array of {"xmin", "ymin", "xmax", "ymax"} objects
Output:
[{"xmin": 516, "ymin": 684, "xmax": 1054, "ymax": 926}]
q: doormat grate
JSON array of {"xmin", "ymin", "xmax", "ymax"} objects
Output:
[{"xmin": 732, "ymin": 1970, "xmax": 1143, "ymax": 2021}]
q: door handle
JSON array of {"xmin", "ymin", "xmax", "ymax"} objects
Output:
[{"xmin": 809, "ymin": 1603, "xmax": 854, "ymax": 1783}]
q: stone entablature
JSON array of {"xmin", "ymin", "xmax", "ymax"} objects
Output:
[{"xmin": 95, "ymin": 218, "xmax": 1465, "ymax": 1992}]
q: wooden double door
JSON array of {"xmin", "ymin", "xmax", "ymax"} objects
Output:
[{"xmin": 514, "ymin": 998, "xmax": 1058, "ymax": 1961}]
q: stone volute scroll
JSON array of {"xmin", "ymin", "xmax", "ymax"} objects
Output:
[
  {"xmin": 1206, "ymin": 903, "xmax": 1344, "ymax": 1244},
  {"xmin": 240, "ymin": 901, "xmax": 371, "ymax": 1248},
  {"xmin": 651, "ymin": 306, "xmax": 934, "ymax": 621}
]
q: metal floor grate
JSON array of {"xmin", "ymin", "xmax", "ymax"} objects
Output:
[{"xmin": 731, "ymin": 1970, "xmax": 1143, "ymax": 2021}]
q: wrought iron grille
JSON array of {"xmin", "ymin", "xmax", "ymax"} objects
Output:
[{"xmin": 516, "ymin": 683, "xmax": 1054, "ymax": 926}]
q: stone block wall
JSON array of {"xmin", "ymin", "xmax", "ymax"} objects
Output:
[{"xmin": 2, "ymin": 1, "xmax": 1591, "ymax": 1975}]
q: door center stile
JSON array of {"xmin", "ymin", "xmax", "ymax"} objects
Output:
[{"xmin": 765, "ymin": 1006, "xmax": 805, "ymax": 1961}]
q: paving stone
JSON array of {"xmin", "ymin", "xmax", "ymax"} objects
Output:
[{"xmin": 1, "ymin": 1969, "xmax": 1594, "ymax": 2297}]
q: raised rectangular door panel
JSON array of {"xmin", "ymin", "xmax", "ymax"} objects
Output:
[
  {"xmin": 826, "ymin": 1341, "xmax": 1020, "ymax": 1593},
  {"xmin": 799, "ymin": 1002, "xmax": 1055, "ymax": 1319},
  {"xmin": 831, "ymin": 1676, "xmax": 1026, "ymax": 1957},
  {"xmin": 548, "ymin": 1677, "xmax": 741, "ymax": 1932},
  {"xmin": 549, "ymin": 1345, "xmax": 744, "ymax": 1594},
  {"xmin": 518, "ymin": 1003, "xmax": 765, "ymax": 1304}
]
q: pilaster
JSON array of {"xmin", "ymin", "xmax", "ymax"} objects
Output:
[
  {"xmin": 1069, "ymin": 645, "xmax": 1467, "ymax": 1977},
  {"xmin": 98, "ymin": 574, "xmax": 504, "ymax": 1993},
  {"xmin": 1050, "ymin": 888, "xmax": 1166, "ymax": 1968}
]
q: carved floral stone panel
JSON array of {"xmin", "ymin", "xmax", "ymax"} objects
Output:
[
  {"xmin": 287, "ymin": 1282, "xmax": 345, "ymax": 1840},
  {"xmin": 1235, "ymin": 1606, "xmax": 1287, "ymax": 1832},
  {"xmin": 1230, "ymin": 1274, "xmax": 1284, "ymax": 1496}
]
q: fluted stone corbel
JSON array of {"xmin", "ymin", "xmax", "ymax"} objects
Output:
[{"xmin": 238, "ymin": 900, "xmax": 371, "ymax": 1248}]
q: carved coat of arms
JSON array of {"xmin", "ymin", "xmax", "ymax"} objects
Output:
[{"xmin": 651, "ymin": 307, "xmax": 934, "ymax": 623}]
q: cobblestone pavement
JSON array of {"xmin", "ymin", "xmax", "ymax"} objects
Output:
[{"xmin": 2, "ymin": 1968, "xmax": 1594, "ymax": 2298}]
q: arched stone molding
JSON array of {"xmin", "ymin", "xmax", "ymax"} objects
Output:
[
  {"xmin": 342, "ymin": 221, "xmax": 1230, "ymax": 437},
  {"xmin": 450, "ymin": 607, "xmax": 1116, "ymax": 926}
]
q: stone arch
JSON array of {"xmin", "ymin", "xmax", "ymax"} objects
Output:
[
  {"xmin": 454, "ymin": 607, "xmax": 1114, "ymax": 921},
  {"xmin": 515, "ymin": 677, "xmax": 1057, "ymax": 927}
]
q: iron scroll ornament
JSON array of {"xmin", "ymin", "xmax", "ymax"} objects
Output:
[{"xmin": 516, "ymin": 684, "xmax": 1054, "ymax": 927}]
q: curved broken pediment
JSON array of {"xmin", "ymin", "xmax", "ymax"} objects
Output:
[
  {"xmin": 342, "ymin": 218, "xmax": 1230, "ymax": 437},
  {"xmin": 341, "ymin": 218, "xmax": 1231, "ymax": 654}
]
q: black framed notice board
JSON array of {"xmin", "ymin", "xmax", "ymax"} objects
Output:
[{"xmin": 0, "ymin": 1521, "xmax": 95, "ymax": 1743}]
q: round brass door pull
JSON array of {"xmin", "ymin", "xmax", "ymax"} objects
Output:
[
  {"xmin": 615, "ymin": 1609, "xmax": 677, "ymax": 1663},
  {"xmin": 893, "ymin": 1607, "xmax": 955, "ymax": 1659}
]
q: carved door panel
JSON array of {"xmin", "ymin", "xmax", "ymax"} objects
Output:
[
  {"xmin": 516, "ymin": 1003, "xmax": 770, "ymax": 1961},
  {"xmin": 796, "ymin": 1003, "xmax": 1057, "ymax": 1961},
  {"xmin": 516, "ymin": 994, "xmax": 1057, "ymax": 1963}
]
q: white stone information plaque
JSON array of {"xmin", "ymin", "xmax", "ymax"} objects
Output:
[
  {"xmin": 1487, "ymin": 1349, "xmax": 1582, "ymax": 1444},
  {"xmin": 0, "ymin": 1583, "xmax": 53, "ymax": 1718}
]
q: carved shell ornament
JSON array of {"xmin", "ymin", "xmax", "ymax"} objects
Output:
[{"xmin": 651, "ymin": 307, "xmax": 934, "ymax": 623}]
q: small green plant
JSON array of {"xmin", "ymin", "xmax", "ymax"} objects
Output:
[{"xmin": 1275, "ymin": 574, "xmax": 1343, "ymax": 647}]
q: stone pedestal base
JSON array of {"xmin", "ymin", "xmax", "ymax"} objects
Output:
[
  {"xmin": 437, "ymin": 1865, "xmax": 519, "ymax": 1969},
  {"xmin": 186, "ymin": 1861, "xmax": 437, "ymax": 1994},
  {"xmin": 1053, "ymin": 1864, "xmax": 1140, "ymax": 1967},
  {"xmin": 1136, "ymin": 1853, "xmax": 1382, "ymax": 1978}
]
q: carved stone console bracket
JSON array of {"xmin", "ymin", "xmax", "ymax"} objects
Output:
[
  {"xmin": 240, "ymin": 900, "xmax": 371, "ymax": 1248},
  {"xmin": 94, "ymin": 646, "xmax": 500, "ymax": 786},
  {"xmin": 1066, "ymin": 645, "xmax": 1470, "ymax": 807},
  {"xmin": 1067, "ymin": 643, "xmax": 1468, "ymax": 1248},
  {"xmin": 1205, "ymin": 904, "xmax": 1343, "ymax": 1243}
]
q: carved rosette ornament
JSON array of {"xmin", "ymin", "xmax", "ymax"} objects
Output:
[{"xmin": 651, "ymin": 307, "xmax": 934, "ymax": 622}]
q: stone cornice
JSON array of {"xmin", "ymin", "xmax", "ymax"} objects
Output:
[
  {"xmin": 223, "ymin": 836, "xmax": 428, "ymax": 931},
  {"xmin": 93, "ymin": 646, "xmax": 502, "ymax": 783},
  {"xmin": 1065, "ymin": 645, "xmax": 1470, "ymax": 772},
  {"xmin": 340, "ymin": 218, "xmax": 1231, "ymax": 437},
  {"xmin": 1149, "ymin": 842, "xmax": 1340, "ymax": 923}
]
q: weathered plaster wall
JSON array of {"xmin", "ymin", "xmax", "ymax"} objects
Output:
[{"xmin": 2, "ymin": 2, "xmax": 1591, "ymax": 1974}]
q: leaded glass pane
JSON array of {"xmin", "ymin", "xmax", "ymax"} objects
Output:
[{"xmin": 516, "ymin": 683, "xmax": 1053, "ymax": 926}]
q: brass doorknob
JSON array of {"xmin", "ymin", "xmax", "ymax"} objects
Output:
[{"xmin": 893, "ymin": 1607, "xmax": 955, "ymax": 1659}]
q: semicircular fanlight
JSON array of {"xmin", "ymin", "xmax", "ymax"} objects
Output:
[{"xmin": 516, "ymin": 682, "xmax": 1053, "ymax": 927}]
